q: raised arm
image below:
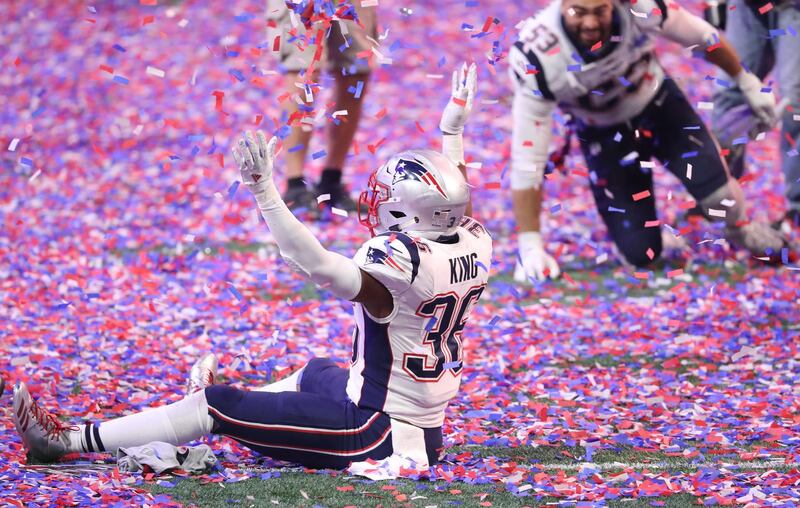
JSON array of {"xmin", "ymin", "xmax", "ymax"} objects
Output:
[
  {"xmin": 510, "ymin": 90, "xmax": 561, "ymax": 282},
  {"xmin": 658, "ymin": 1, "xmax": 776, "ymax": 129},
  {"xmin": 439, "ymin": 62, "xmax": 477, "ymax": 216},
  {"xmin": 234, "ymin": 131, "xmax": 393, "ymax": 317}
]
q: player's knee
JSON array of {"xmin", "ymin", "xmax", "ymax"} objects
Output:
[{"xmin": 204, "ymin": 385, "xmax": 245, "ymax": 413}]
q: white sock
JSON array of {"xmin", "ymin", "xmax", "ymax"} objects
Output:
[
  {"xmin": 252, "ymin": 368, "xmax": 304, "ymax": 393},
  {"xmin": 69, "ymin": 390, "xmax": 214, "ymax": 453}
]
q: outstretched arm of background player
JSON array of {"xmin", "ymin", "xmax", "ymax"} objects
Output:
[
  {"xmin": 510, "ymin": 91, "xmax": 561, "ymax": 281},
  {"xmin": 440, "ymin": 62, "xmax": 477, "ymax": 217},
  {"xmin": 233, "ymin": 131, "xmax": 394, "ymax": 318},
  {"xmin": 658, "ymin": 2, "xmax": 776, "ymax": 128}
]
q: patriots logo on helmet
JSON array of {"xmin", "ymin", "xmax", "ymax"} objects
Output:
[{"xmin": 392, "ymin": 159, "xmax": 448, "ymax": 198}]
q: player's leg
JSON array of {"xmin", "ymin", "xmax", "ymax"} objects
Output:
[
  {"xmin": 204, "ymin": 358, "xmax": 395, "ymax": 469},
  {"xmin": 316, "ymin": 6, "xmax": 378, "ymax": 212},
  {"xmin": 266, "ymin": 0, "xmax": 320, "ymax": 213},
  {"xmin": 775, "ymin": 4, "xmax": 800, "ymax": 229},
  {"xmin": 650, "ymin": 80, "xmax": 786, "ymax": 254},
  {"xmin": 577, "ymin": 123, "xmax": 662, "ymax": 267},
  {"xmin": 710, "ymin": 0, "xmax": 773, "ymax": 179},
  {"xmin": 648, "ymin": 80, "xmax": 731, "ymax": 204},
  {"xmin": 13, "ymin": 381, "xmax": 214, "ymax": 461}
]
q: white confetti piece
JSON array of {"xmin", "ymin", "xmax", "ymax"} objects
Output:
[
  {"xmin": 8, "ymin": 138, "xmax": 20, "ymax": 151},
  {"xmin": 146, "ymin": 66, "xmax": 165, "ymax": 78},
  {"xmin": 686, "ymin": 163, "xmax": 692, "ymax": 180},
  {"xmin": 708, "ymin": 208, "xmax": 726, "ymax": 218},
  {"xmin": 697, "ymin": 101, "xmax": 714, "ymax": 110}
]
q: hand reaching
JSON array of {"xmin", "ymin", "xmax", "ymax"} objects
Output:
[
  {"xmin": 232, "ymin": 130, "xmax": 278, "ymax": 197},
  {"xmin": 439, "ymin": 62, "xmax": 477, "ymax": 135}
]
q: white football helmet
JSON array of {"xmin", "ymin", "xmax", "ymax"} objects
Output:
[{"xmin": 358, "ymin": 150, "xmax": 470, "ymax": 238}]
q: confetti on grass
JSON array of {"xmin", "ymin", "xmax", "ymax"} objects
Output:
[{"xmin": 2, "ymin": 1, "xmax": 799, "ymax": 506}]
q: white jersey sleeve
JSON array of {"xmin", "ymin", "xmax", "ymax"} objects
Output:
[{"xmin": 353, "ymin": 233, "xmax": 418, "ymax": 322}]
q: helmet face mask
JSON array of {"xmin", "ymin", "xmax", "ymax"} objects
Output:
[
  {"xmin": 358, "ymin": 150, "xmax": 469, "ymax": 239},
  {"xmin": 358, "ymin": 173, "xmax": 391, "ymax": 237}
]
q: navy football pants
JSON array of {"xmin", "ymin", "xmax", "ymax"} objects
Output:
[
  {"xmin": 204, "ymin": 358, "xmax": 442, "ymax": 469},
  {"xmin": 576, "ymin": 79, "xmax": 730, "ymax": 266}
]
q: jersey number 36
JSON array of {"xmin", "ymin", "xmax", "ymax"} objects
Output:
[{"xmin": 403, "ymin": 285, "xmax": 485, "ymax": 381}]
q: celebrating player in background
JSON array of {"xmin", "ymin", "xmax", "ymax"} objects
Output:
[
  {"xmin": 12, "ymin": 65, "xmax": 492, "ymax": 470},
  {"xmin": 508, "ymin": 0, "xmax": 787, "ymax": 282},
  {"xmin": 707, "ymin": 0, "xmax": 800, "ymax": 235},
  {"xmin": 266, "ymin": 0, "xmax": 378, "ymax": 215}
]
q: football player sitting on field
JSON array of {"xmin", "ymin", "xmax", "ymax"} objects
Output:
[
  {"xmin": 508, "ymin": 0, "xmax": 787, "ymax": 282},
  {"xmin": 11, "ymin": 64, "xmax": 492, "ymax": 470}
]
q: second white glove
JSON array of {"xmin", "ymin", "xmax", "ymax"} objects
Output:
[
  {"xmin": 734, "ymin": 71, "xmax": 777, "ymax": 129},
  {"xmin": 514, "ymin": 231, "xmax": 561, "ymax": 283}
]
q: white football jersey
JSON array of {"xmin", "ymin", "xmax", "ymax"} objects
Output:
[
  {"xmin": 347, "ymin": 217, "xmax": 492, "ymax": 428},
  {"xmin": 509, "ymin": 0, "xmax": 670, "ymax": 126}
]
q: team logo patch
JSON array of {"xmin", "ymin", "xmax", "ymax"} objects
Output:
[
  {"xmin": 365, "ymin": 247, "xmax": 405, "ymax": 272},
  {"xmin": 392, "ymin": 159, "xmax": 448, "ymax": 198}
]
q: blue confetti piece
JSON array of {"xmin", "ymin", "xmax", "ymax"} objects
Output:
[
  {"xmin": 782, "ymin": 247, "xmax": 789, "ymax": 264},
  {"xmin": 551, "ymin": 203, "xmax": 562, "ymax": 213},
  {"xmin": 608, "ymin": 206, "xmax": 626, "ymax": 213},
  {"xmin": 442, "ymin": 361, "xmax": 461, "ymax": 370},
  {"xmin": 683, "ymin": 126, "xmax": 701, "ymax": 130},
  {"xmin": 681, "ymin": 151, "xmax": 698, "ymax": 159},
  {"xmin": 769, "ymin": 28, "xmax": 786, "ymax": 37},
  {"xmin": 112, "ymin": 43, "xmax": 126, "ymax": 52},
  {"xmin": 226, "ymin": 51, "xmax": 239, "ymax": 57},
  {"xmin": 461, "ymin": 23, "xmax": 474, "ymax": 30},
  {"xmin": 20, "ymin": 157, "xmax": 33, "ymax": 166},
  {"xmin": 488, "ymin": 315, "xmax": 500, "ymax": 327},
  {"xmin": 732, "ymin": 137, "xmax": 748, "ymax": 146},
  {"xmin": 567, "ymin": 64, "xmax": 582, "ymax": 72},
  {"xmin": 227, "ymin": 284, "xmax": 243, "ymax": 301},
  {"xmin": 465, "ymin": 0, "xmax": 478, "ymax": 5},
  {"xmin": 229, "ymin": 69, "xmax": 246, "ymax": 82},
  {"xmin": 618, "ymin": 76, "xmax": 631, "ymax": 87},
  {"xmin": 113, "ymin": 75, "xmax": 129, "ymax": 85},
  {"xmin": 425, "ymin": 317, "xmax": 438, "ymax": 332},
  {"xmin": 234, "ymin": 13, "xmax": 255, "ymax": 22},
  {"xmin": 312, "ymin": 150, "xmax": 326, "ymax": 160},
  {"xmin": 228, "ymin": 181, "xmax": 240, "ymax": 199},
  {"xmin": 288, "ymin": 144, "xmax": 305, "ymax": 153},
  {"xmin": 614, "ymin": 132, "xmax": 622, "ymax": 142},
  {"xmin": 189, "ymin": 145, "xmax": 200, "ymax": 158},
  {"xmin": 31, "ymin": 106, "xmax": 46, "ymax": 118}
]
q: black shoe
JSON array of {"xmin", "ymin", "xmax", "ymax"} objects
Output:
[
  {"xmin": 316, "ymin": 183, "xmax": 358, "ymax": 214},
  {"xmin": 283, "ymin": 186, "xmax": 319, "ymax": 218}
]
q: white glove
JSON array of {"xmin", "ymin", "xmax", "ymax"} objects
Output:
[
  {"xmin": 514, "ymin": 231, "xmax": 561, "ymax": 283},
  {"xmin": 439, "ymin": 62, "xmax": 477, "ymax": 135},
  {"xmin": 734, "ymin": 71, "xmax": 777, "ymax": 129},
  {"xmin": 232, "ymin": 131, "xmax": 280, "ymax": 208}
]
